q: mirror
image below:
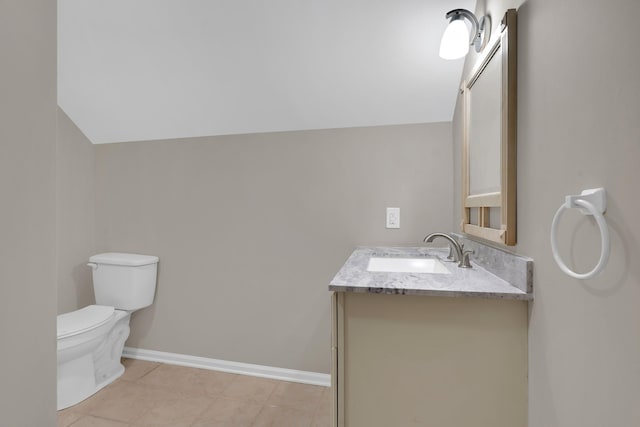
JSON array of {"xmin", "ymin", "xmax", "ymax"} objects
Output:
[{"xmin": 462, "ymin": 9, "xmax": 517, "ymax": 245}]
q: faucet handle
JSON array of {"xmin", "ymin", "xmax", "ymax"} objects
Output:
[{"xmin": 458, "ymin": 249, "xmax": 474, "ymax": 269}]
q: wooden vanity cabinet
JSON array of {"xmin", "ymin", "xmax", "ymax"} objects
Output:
[{"xmin": 331, "ymin": 292, "xmax": 527, "ymax": 427}]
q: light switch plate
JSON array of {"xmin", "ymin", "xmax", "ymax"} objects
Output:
[{"xmin": 386, "ymin": 207, "xmax": 400, "ymax": 229}]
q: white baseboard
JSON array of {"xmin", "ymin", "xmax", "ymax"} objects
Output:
[{"xmin": 122, "ymin": 347, "xmax": 331, "ymax": 387}]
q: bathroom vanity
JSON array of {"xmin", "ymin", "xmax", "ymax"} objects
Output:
[{"xmin": 329, "ymin": 239, "xmax": 532, "ymax": 427}]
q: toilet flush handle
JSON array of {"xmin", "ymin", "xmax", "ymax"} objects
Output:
[{"xmin": 87, "ymin": 262, "xmax": 98, "ymax": 270}]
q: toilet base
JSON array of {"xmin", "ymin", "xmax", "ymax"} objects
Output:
[
  {"xmin": 57, "ymin": 357, "xmax": 124, "ymax": 410},
  {"xmin": 57, "ymin": 310, "xmax": 131, "ymax": 410}
]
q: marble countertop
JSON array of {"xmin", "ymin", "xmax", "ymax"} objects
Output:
[{"xmin": 329, "ymin": 246, "xmax": 533, "ymax": 300}]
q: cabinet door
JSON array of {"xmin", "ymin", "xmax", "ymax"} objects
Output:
[
  {"xmin": 338, "ymin": 293, "xmax": 527, "ymax": 427},
  {"xmin": 331, "ymin": 292, "xmax": 344, "ymax": 427}
]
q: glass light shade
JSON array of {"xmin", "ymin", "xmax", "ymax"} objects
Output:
[{"xmin": 439, "ymin": 19, "xmax": 469, "ymax": 60}]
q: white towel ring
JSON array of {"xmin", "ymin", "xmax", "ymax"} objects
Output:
[{"xmin": 550, "ymin": 198, "xmax": 610, "ymax": 280}]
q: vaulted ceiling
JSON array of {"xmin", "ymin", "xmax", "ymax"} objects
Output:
[{"xmin": 58, "ymin": 0, "xmax": 475, "ymax": 144}]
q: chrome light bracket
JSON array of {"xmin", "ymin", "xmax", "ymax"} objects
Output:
[{"xmin": 445, "ymin": 9, "xmax": 491, "ymax": 53}]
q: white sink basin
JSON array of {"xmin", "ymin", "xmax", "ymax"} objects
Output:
[{"xmin": 367, "ymin": 257, "xmax": 451, "ymax": 274}]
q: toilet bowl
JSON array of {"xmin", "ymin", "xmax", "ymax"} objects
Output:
[
  {"xmin": 57, "ymin": 305, "xmax": 129, "ymax": 410},
  {"xmin": 57, "ymin": 253, "xmax": 158, "ymax": 410}
]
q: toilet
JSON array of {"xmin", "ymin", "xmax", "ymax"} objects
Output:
[{"xmin": 57, "ymin": 252, "xmax": 159, "ymax": 410}]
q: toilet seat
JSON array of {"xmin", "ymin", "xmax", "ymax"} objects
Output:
[{"xmin": 57, "ymin": 305, "xmax": 115, "ymax": 339}]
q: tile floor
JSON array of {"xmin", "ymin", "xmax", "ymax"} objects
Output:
[{"xmin": 57, "ymin": 359, "xmax": 332, "ymax": 427}]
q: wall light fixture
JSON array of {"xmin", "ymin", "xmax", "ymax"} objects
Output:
[{"xmin": 439, "ymin": 9, "xmax": 491, "ymax": 60}]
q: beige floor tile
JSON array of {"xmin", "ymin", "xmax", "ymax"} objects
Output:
[
  {"xmin": 138, "ymin": 364, "xmax": 237, "ymax": 396},
  {"xmin": 222, "ymin": 375, "xmax": 279, "ymax": 405},
  {"xmin": 57, "ymin": 409, "xmax": 83, "ymax": 427},
  {"xmin": 67, "ymin": 415, "xmax": 130, "ymax": 427},
  {"xmin": 265, "ymin": 382, "xmax": 324, "ymax": 414},
  {"xmin": 132, "ymin": 391, "xmax": 213, "ymax": 427},
  {"xmin": 63, "ymin": 363, "xmax": 330, "ymax": 427},
  {"xmin": 191, "ymin": 396, "xmax": 262, "ymax": 427},
  {"xmin": 317, "ymin": 387, "xmax": 332, "ymax": 411},
  {"xmin": 120, "ymin": 358, "xmax": 160, "ymax": 382},
  {"xmin": 311, "ymin": 387, "xmax": 332, "ymax": 427},
  {"xmin": 251, "ymin": 405, "xmax": 313, "ymax": 427},
  {"xmin": 67, "ymin": 385, "xmax": 115, "ymax": 415},
  {"xmin": 78, "ymin": 380, "xmax": 172, "ymax": 423},
  {"xmin": 310, "ymin": 407, "xmax": 332, "ymax": 427}
]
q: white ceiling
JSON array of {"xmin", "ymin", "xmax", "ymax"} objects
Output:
[{"xmin": 58, "ymin": 0, "xmax": 475, "ymax": 144}]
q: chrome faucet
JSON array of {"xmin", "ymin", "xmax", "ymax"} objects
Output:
[{"xmin": 423, "ymin": 232, "xmax": 473, "ymax": 268}]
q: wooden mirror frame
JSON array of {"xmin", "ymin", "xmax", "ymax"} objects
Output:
[{"xmin": 462, "ymin": 9, "xmax": 517, "ymax": 245}]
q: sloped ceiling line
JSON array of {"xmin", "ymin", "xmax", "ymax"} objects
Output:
[{"xmin": 58, "ymin": 0, "xmax": 474, "ymax": 144}]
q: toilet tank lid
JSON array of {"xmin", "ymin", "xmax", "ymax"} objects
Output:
[{"xmin": 89, "ymin": 252, "xmax": 159, "ymax": 266}]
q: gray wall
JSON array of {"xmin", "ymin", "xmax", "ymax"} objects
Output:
[
  {"xmin": 57, "ymin": 109, "xmax": 96, "ymax": 314},
  {"xmin": 0, "ymin": 0, "xmax": 57, "ymax": 425},
  {"xmin": 94, "ymin": 122, "xmax": 453, "ymax": 373},
  {"xmin": 453, "ymin": 1, "xmax": 640, "ymax": 426}
]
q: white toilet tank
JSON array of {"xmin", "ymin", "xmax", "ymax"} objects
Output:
[{"xmin": 89, "ymin": 253, "xmax": 159, "ymax": 311}]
